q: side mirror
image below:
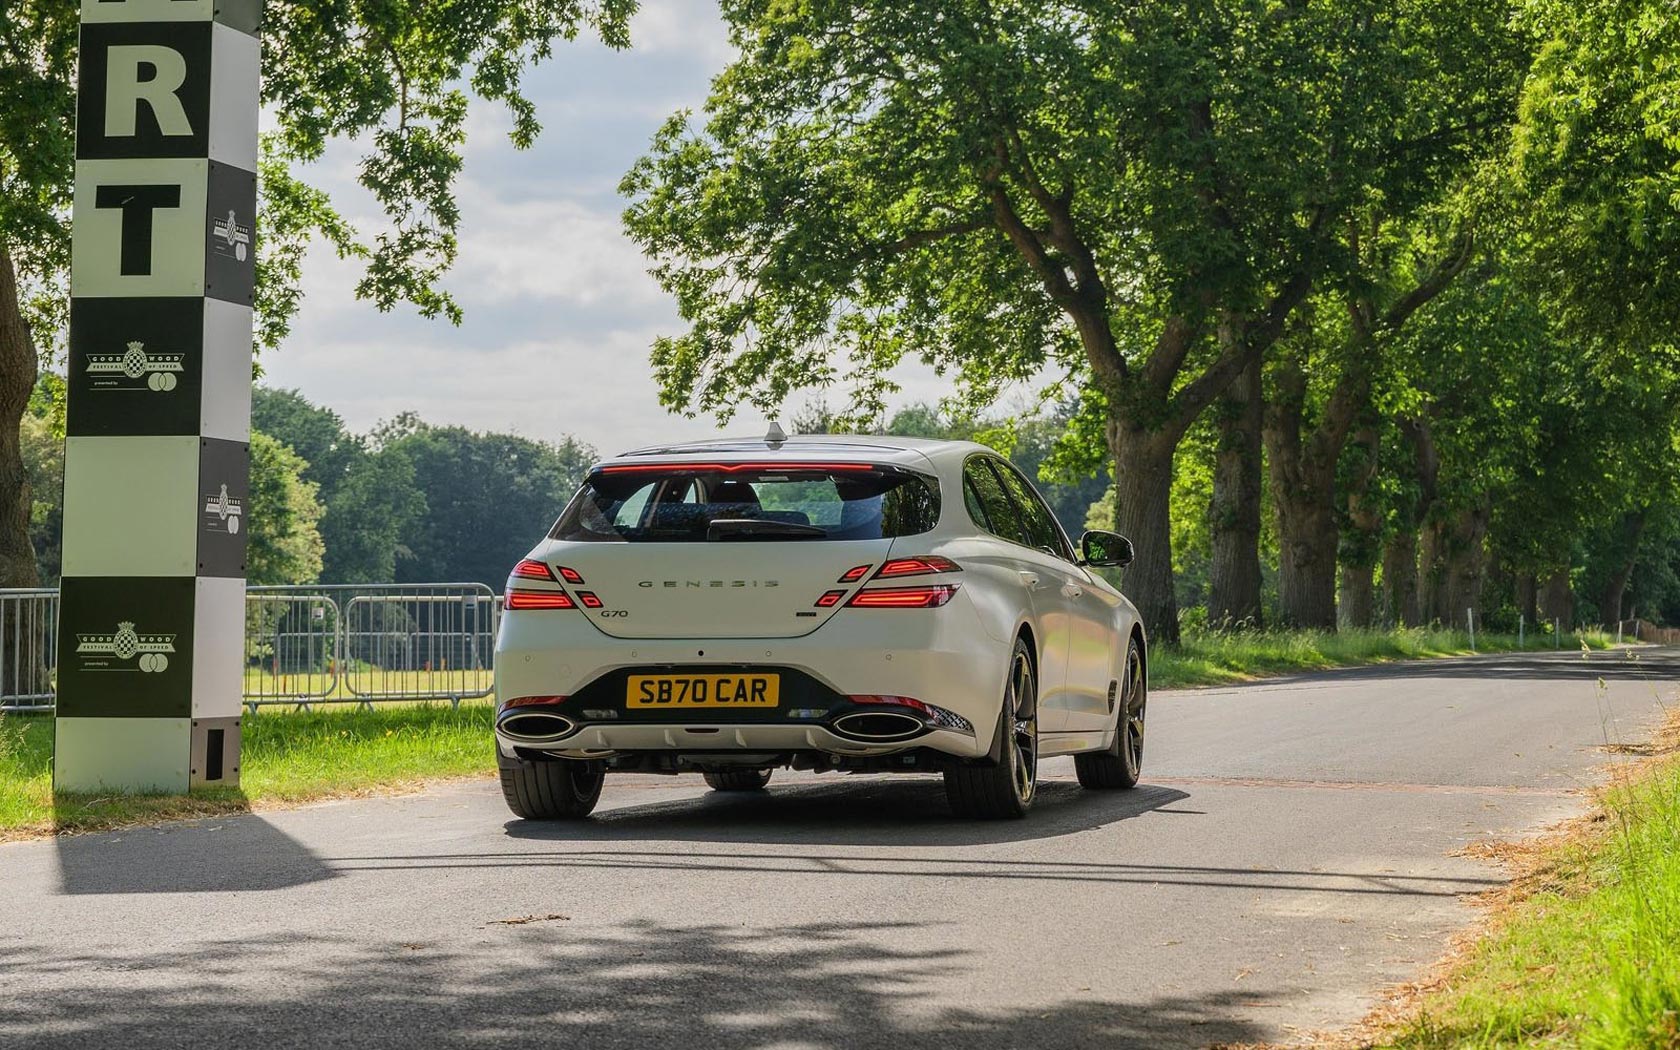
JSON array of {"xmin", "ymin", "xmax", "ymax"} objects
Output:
[{"xmin": 1081, "ymin": 530, "xmax": 1134, "ymax": 568}]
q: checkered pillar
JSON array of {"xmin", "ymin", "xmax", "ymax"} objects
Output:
[{"xmin": 54, "ymin": 0, "xmax": 262, "ymax": 793}]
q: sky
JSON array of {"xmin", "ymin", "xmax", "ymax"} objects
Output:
[{"xmin": 260, "ymin": 0, "xmax": 963, "ymax": 457}]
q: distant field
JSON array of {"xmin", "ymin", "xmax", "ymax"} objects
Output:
[{"xmin": 240, "ymin": 666, "xmax": 494, "ymax": 705}]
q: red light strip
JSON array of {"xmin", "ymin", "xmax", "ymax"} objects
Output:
[
  {"xmin": 599, "ymin": 462, "xmax": 881, "ymax": 474},
  {"xmin": 557, "ymin": 566, "xmax": 585, "ymax": 584},
  {"xmin": 849, "ymin": 694, "xmax": 934, "ymax": 718},
  {"xmin": 846, "ymin": 584, "xmax": 960, "ymax": 608},
  {"xmin": 873, "ymin": 556, "xmax": 961, "ymax": 578},
  {"xmin": 577, "ymin": 591, "xmax": 604, "ymax": 609},
  {"xmin": 510, "ymin": 559, "xmax": 556, "ymax": 581},
  {"xmin": 506, "ymin": 589, "xmax": 576, "ymax": 610},
  {"xmin": 838, "ymin": 564, "xmax": 873, "ymax": 583},
  {"xmin": 503, "ymin": 695, "xmax": 568, "ymax": 709},
  {"xmin": 814, "ymin": 590, "xmax": 847, "ymax": 608}
]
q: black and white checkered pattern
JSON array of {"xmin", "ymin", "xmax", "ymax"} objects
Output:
[{"xmin": 54, "ymin": 0, "xmax": 262, "ymax": 793}]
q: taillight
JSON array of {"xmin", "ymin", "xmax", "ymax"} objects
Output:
[
  {"xmin": 511, "ymin": 559, "xmax": 555, "ymax": 581},
  {"xmin": 849, "ymin": 694, "xmax": 935, "ymax": 717},
  {"xmin": 507, "ymin": 589, "xmax": 576, "ymax": 610},
  {"xmin": 557, "ymin": 566, "xmax": 585, "ymax": 584},
  {"xmin": 502, "ymin": 695, "xmax": 567, "ymax": 709},
  {"xmin": 577, "ymin": 591, "xmax": 604, "ymax": 609},
  {"xmin": 872, "ymin": 556, "xmax": 961, "ymax": 578},
  {"xmin": 847, "ymin": 584, "xmax": 960, "ymax": 608},
  {"xmin": 838, "ymin": 565, "xmax": 873, "ymax": 583},
  {"xmin": 814, "ymin": 590, "xmax": 847, "ymax": 608}
]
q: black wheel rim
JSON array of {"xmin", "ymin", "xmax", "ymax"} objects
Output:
[
  {"xmin": 1122, "ymin": 646, "xmax": 1145, "ymax": 775},
  {"xmin": 1009, "ymin": 650, "xmax": 1038, "ymax": 804},
  {"xmin": 571, "ymin": 761, "xmax": 605, "ymax": 797}
]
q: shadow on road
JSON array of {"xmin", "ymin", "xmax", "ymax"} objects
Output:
[
  {"xmin": 1193, "ymin": 647, "xmax": 1680, "ymax": 689},
  {"xmin": 54, "ymin": 814, "xmax": 335, "ymax": 895},
  {"xmin": 508, "ymin": 779, "xmax": 1189, "ymax": 847},
  {"xmin": 0, "ymin": 921, "xmax": 1289, "ymax": 1050}
]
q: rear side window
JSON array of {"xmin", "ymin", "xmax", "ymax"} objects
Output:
[
  {"xmin": 963, "ymin": 458, "xmax": 1031, "ymax": 547},
  {"xmin": 553, "ymin": 466, "xmax": 940, "ymax": 542},
  {"xmin": 994, "ymin": 461, "xmax": 1075, "ymax": 561}
]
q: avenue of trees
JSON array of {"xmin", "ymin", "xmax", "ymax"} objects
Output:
[
  {"xmin": 622, "ymin": 0, "xmax": 1680, "ymax": 642},
  {"xmin": 4, "ymin": 1, "xmax": 1679, "ymax": 645}
]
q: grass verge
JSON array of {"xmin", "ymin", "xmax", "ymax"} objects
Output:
[
  {"xmin": 1363, "ymin": 697, "xmax": 1680, "ymax": 1049},
  {"xmin": 0, "ymin": 701, "xmax": 494, "ymax": 841},
  {"xmin": 1152, "ymin": 627, "xmax": 1614, "ymax": 689}
]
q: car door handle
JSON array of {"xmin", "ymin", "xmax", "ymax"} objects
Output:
[{"xmin": 1018, "ymin": 571, "xmax": 1041, "ymax": 589}]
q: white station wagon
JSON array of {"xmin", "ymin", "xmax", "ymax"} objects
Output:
[{"xmin": 493, "ymin": 431, "xmax": 1147, "ymax": 820}]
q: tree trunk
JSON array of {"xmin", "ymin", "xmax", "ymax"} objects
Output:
[
  {"xmin": 1339, "ymin": 564, "xmax": 1374, "ymax": 630},
  {"xmin": 1516, "ymin": 574, "xmax": 1538, "ymax": 628},
  {"xmin": 1109, "ymin": 421, "xmax": 1180, "ymax": 646},
  {"xmin": 1206, "ymin": 360, "xmax": 1264, "ymax": 628},
  {"xmin": 1598, "ymin": 510, "xmax": 1646, "ymax": 626},
  {"xmin": 1274, "ymin": 494, "xmax": 1338, "ymax": 629},
  {"xmin": 1380, "ymin": 532, "xmax": 1419, "ymax": 627},
  {"xmin": 0, "ymin": 245, "xmax": 40, "ymax": 589},
  {"xmin": 1338, "ymin": 421, "xmax": 1381, "ymax": 629},
  {"xmin": 1441, "ymin": 502, "xmax": 1490, "ymax": 629},
  {"xmin": 1263, "ymin": 355, "xmax": 1350, "ymax": 630},
  {"xmin": 1541, "ymin": 569, "xmax": 1572, "ymax": 632}
]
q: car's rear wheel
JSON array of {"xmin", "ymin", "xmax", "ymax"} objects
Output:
[
  {"xmin": 944, "ymin": 637, "xmax": 1038, "ymax": 819},
  {"xmin": 498, "ymin": 750, "xmax": 605, "ymax": 819},
  {"xmin": 704, "ymin": 769, "xmax": 773, "ymax": 791},
  {"xmin": 1075, "ymin": 638, "xmax": 1145, "ymax": 789}
]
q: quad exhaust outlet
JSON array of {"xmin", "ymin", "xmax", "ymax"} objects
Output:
[
  {"xmin": 833, "ymin": 710, "xmax": 926, "ymax": 741},
  {"xmin": 499, "ymin": 711, "xmax": 577, "ymax": 741}
]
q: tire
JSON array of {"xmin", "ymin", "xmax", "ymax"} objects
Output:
[
  {"xmin": 498, "ymin": 749, "xmax": 605, "ymax": 819},
  {"xmin": 704, "ymin": 769, "xmax": 773, "ymax": 791},
  {"xmin": 944, "ymin": 637, "xmax": 1039, "ymax": 819},
  {"xmin": 1075, "ymin": 637, "xmax": 1145, "ymax": 790}
]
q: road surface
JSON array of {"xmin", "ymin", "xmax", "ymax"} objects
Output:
[{"xmin": 2, "ymin": 648, "xmax": 1674, "ymax": 1049}]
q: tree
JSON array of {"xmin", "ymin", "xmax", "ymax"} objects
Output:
[
  {"xmin": 243, "ymin": 433, "xmax": 325, "ymax": 586},
  {"xmin": 623, "ymin": 0, "xmax": 1523, "ymax": 642},
  {"xmin": 252, "ymin": 386, "xmax": 425, "ymax": 582},
  {"xmin": 321, "ymin": 445, "xmax": 426, "ymax": 583},
  {"xmin": 378, "ymin": 416, "xmax": 594, "ymax": 587},
  {"xmin": 0, "ymin": 0, "xmax": 635, "ymax": 587}
]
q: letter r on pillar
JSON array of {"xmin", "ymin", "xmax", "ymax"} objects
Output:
[{"xmin": 105, "ymin": 45, "xmax": 194, "ymax": 138}]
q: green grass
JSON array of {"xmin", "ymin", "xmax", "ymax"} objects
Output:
[
  {"xmin": 1152, "ymin": 627, "xmax": 1615, "ymax": 689},
  {"xmin": 0, "ymin": 701, "xmax": 494, "ymax": 839},
  {"xmin": 1374, "ymin": 709, "xmax": 1680, "ymax": 1049},
  {"xmin": 0, "ymin": 627, "xmax": 1621, "ymax": 838}
]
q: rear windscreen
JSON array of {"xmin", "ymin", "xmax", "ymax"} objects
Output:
[{"xmin": 552, "ymin": 467, "xmax": 941, "ymax": 542}]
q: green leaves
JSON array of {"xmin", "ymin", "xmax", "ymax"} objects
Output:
[{"xmin": 0, "ymin": 0, "xmax": 635, "ymax": 353}]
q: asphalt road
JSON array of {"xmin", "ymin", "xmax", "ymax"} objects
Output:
[{"xmin": 2, "ymin": 648, "xmax": 1675, "ymax": 1050}]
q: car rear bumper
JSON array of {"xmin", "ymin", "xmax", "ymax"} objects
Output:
[{"xmin": 493, "ymin": 597, "xmax": 1006, "ymax": 761}]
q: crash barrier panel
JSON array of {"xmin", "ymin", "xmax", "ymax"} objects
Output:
[
  {"xmin": 0, "ymin": 584, "xmax": 499, "ymax": 712},
  {"xmin": 0, "ymin": 589, "xmax": 59, "ymax": 713},
  {"xmin": 244, "ymin": 583, "xmax": 499, "ymax": 710}
]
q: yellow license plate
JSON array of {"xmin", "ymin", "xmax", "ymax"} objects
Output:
[{"xmin": 626, "ymin": 673, "xmax": 781, "ymax": 708}]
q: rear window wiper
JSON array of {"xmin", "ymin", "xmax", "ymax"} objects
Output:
[{"xmin": 706, "ymin": 518, "xmax": 829, "ymax": 541}]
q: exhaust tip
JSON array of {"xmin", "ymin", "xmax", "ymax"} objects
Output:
[
  {"xmin": 499, "ymin": 711, "xmax": 577, "ymax": 741},
  {"xmin": 833, "ymin": 711, "xmax": 926, "ymax": 741}
]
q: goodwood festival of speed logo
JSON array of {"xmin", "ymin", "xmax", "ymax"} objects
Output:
[
  {"xmin": 211, "ymin": 209, "xmax": 251, "ymax": 262},
  {"xmin": 86, "ymin": 341, "xmax": 183, "ymax": 392},
  {"xmin": 204, "ymin": 483, "xmax": 243, "ymax": 535},
  {"xmin": 76, "ymin": 622, "xmax": 176, "ymax": 673}
]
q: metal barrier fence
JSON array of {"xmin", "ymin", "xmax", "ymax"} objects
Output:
[
  {"xmin": 0, "ymin": 583, "xmax": 499, "ymax": 713},
  {"xmin": 0, "ymin": 589, "xmax": 59, "ymax": 713},
  {"xmin": 244, "ymin": 583, "xmax": 500, "ymax": 710}
]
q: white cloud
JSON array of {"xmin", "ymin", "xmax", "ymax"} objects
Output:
[{"xmin": 264, "ymin": 0, "xmax": 1040, "ymax": 457}]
